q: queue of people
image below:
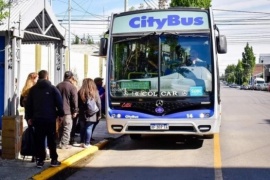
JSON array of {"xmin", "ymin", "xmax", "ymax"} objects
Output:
[{"xmin": 21, "ymin": 69, "xmax": 105, "ymax": 168}]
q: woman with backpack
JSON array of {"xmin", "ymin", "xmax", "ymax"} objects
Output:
[{"xmin": 78, "ymin": 78, "xmax": 101, "ymax": 148}]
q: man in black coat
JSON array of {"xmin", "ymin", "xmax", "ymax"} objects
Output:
[{"xmin": 25, "ymin": 70, "xmax": 64, "ymax": 168}]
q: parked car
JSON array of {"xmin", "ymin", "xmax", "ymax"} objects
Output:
[
  {"xmin": 229, "ymin": 83, "xmax": 239, "ymax": 88},
  {"xmin": 240, "ymin": 85, "xmax": 249, "ymax": 90}
]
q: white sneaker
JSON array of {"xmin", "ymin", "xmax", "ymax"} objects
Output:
[
  {"xmin": 83, "ymin": 144, "xmax": 91, "ymax": 148},
  {"xmin": 72, "ymin": 142, "xmax": 81, "ymax": 147},
  {"xmin": 45, "ymin": 148, "xmax": 50, "ymax": 160}
]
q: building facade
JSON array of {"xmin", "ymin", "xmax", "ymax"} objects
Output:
[{"xmin": 259, "ymin": 54, "xmax": 270, "ymax": 82}]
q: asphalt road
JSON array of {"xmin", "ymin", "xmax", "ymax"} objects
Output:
[{"xmin": 67, "ymin": 85, "xmax": 270, "ymax": 180}]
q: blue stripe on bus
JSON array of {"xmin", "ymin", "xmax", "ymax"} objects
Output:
[{"xmin": 108, "ymin": 109, "xmax": 214, "ymax": 119}]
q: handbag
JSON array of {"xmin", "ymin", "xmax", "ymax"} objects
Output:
[
  {"xmin": 84, "ymin": 98, "xmax": 99, "ymax": 117},
  {"xmin": 20, "ymin": 126, "xmax": 35, "ymax": 157}
]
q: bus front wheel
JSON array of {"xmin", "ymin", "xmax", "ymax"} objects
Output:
[{"xmin": 130, "ymin": 134, "xmax": 142, "ymax": 140}]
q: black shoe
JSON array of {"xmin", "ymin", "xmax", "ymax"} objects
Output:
[
  {"xmin": 91, "ymin": 138, "xmax": 95, "ymax": 141},
  {"xmin": 50, "ymin": 160, "xmax": 61, "ymax": 167},
  {"xmin": 36, "ymin": 161, "xmax": 44, "ymax": 168},
  {"xmin": 70, "ymin": 138, "xmax": 75, "ymax": 145},
  {"xmin": 31, "ymin": 156, "xmax": 36, "ymax": 163}
]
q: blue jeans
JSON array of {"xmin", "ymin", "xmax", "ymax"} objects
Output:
[{"xmin": 80, "ymin": 121, "xmax": 94, "ymax": 145}]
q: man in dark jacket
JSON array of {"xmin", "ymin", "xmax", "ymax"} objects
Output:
[
  {"xmin": 56, "ymin": 71, "xmax": 78, "ymax": 148},
  {"xmin": 25, "ymin": 70, "xmax": 64, "ymax": 168}
]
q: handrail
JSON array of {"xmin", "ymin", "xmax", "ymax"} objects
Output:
[{"xmin": 128, "ymin": 72, "xmax": 158, "ymax": 79}]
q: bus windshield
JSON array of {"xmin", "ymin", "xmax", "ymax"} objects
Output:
[{"xmin": 110, "ymin": 33, "xmax": 212, "ymax": 98}]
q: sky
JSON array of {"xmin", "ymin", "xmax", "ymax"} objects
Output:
[{"xmin": 51, "ymin": 0, "xmax": 270, "ymax": 75}]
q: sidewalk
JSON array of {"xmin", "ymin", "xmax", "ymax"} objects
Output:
[{"xmin": 0, "ymin": 119, "xmax": 121, "ymax": 180}]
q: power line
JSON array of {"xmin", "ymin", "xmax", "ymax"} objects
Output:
[
  {"xmin": 213, "ymin": 9, "xmax": 270, "ymax": 15},
  {"xmin": 71, "ymin": 0, "xmax": 107, "ymax": 19}
]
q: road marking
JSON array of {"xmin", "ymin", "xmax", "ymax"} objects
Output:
[
  {"xmin": 214, "ymin": 133, "xmax": 223, "ymax": 180},
  {"xmin": 32, "ymin": 140, "xmax": 109, "ymax": 180}
]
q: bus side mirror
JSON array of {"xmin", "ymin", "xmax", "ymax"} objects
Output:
[
  {"xmin": 217, "ymin": 35, "xmax": 227, "ymax": 54},
  {"xmin": 99, "ymin": 38, "xmax": 108, "ymax": 56}
]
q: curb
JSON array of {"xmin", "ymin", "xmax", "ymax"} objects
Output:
[{"xmin": 31, "ymin": 139, "xmax": 109, "ymax": 180}]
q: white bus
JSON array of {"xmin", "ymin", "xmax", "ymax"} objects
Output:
[{"xmin": 99, "ymin": 7, "xmax": 227, "ymax": 140}]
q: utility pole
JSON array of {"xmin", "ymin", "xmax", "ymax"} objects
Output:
[
  {"xmin": 68, "ymin": 0, "xmax": 71, "ymax": 70},
  {"xmin": 261, "ymin": 59, "xmax": 264, "ymax": 81},
  {"xmin": 124, "ymin": 0, "xmax": 128, "ymax": 12}
]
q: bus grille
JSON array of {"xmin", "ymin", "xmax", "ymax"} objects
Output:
[{"xmin": 128, "ymin": 101, "xmax": 201, "ymax": 115}]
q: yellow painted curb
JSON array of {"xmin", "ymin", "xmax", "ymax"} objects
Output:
[{"xmin": 32, "ymin": 139, "xmax": 109, "ymax": 180}]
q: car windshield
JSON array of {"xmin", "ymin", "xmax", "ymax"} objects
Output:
[{"xmin": 109, "ymin": 33, "xmax": 212, "ymax": 98}]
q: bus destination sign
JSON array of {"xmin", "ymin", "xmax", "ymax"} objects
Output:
[{"xmin": 121, "ymin": 81, "xmax": 151, "ymax": 90}]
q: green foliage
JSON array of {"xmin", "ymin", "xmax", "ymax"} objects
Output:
[
  {"xmin": 73, "ymin": 35, "xmax": 80, "ymax": 44},
  {"xmin": 87, "ymin": 35, "xmax": 94, "ymax": 44},
  {"xmin": 0, "ymin": 0, "xmax": 10, "ymax": 21},
  {"xmin": 241, "ymin": 43, "xmax": 255, "ymax": 83},
  {"xmin": 129, "ymin": 6, "xmax": 136, "ymax": 11},
  {"xmin": 224, "ymin": 43, "xmax": 255, "ymax": 84},
  {"xmin": 225, "ymin": 64, "xmax": 236, "ymax": 83},
  {"xmin": 170, "ymin": 0, "xmax": 211, "ymax": 8},
  {"xmin": 235, "ymin": 60, "xmax": 242, "ymax": 84},
  {"xmin": 242, "ymin": 43, "xmax": 255, "ymax": 69}
]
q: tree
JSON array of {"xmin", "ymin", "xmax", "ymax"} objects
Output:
[
  {"xmin": 0, "ymin": 0, "xmax": 10, "ymax": 21},
  {"xmin": 225, "ymin": 64, "xmax": 236, "ymax": 83},
  {"xmin": 73, "ymin": 35, "xmax": 80, "ymax": 44},
  {"xmin": 138, "ymin": 3, "xmax": 144, "ymax": 10},
  {"xmin": 170, "ymin": 0, "xmax": 211, "ymax": 8},
  {"xmin": 87, "ymin": 34, "xmax": 94, "ymax": 44},
  {"xmin": 242, "ymin": 43, "xmax": 255, "ymax": 83},
  {"xmin": 129, "ymin": 6, "xmax": 136, "ymax": 11},
  {"xmin": 235, "ymin": 60, "xmax": 244, "ymax": 85}
]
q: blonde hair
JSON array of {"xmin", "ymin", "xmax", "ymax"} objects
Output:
[
  {"xmin": 79, "ymin": 78, "xmax": 97, "ymax": 103},
  {"xmin": 21, "ymin": 72, "xmax": 38, "ymax": 97}
]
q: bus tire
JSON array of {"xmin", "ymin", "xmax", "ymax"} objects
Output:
[{"xmin": 130, "ymin": 134, "xmax": 142, "ymax": 140}]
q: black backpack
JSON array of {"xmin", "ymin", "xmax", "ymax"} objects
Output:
[{"xmin": 20, "ymin": 126, "xmax": 36, "ymax": 158}]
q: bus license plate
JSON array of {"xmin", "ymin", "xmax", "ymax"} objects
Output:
[{"xmin": 150, "ymin": 124, "xmax": 169, "ymax": 130}]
